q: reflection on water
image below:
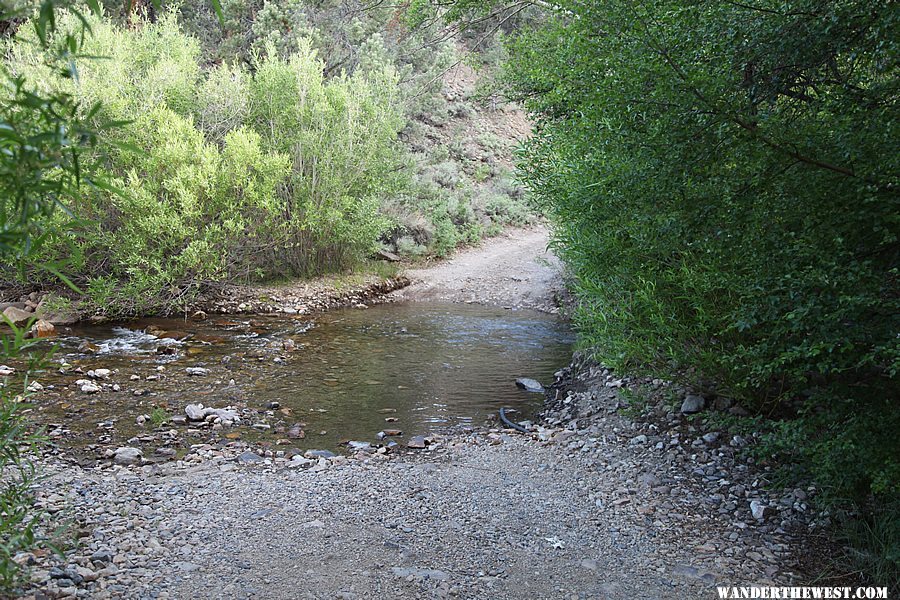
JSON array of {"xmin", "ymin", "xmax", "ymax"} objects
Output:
[{"xmin": 35, "ymin": 303, "xmax": 574, "ymax": 450}]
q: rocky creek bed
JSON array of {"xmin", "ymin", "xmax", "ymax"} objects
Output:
[
  {"xmin": 14, "ymin": 302, "xmax": 573, "ymax": 462},
  {"xmin": 15, "ymin": 354, "xmax": 828, "ymax": 600},
  {"xmin": 5, "ymin": 228, "xmax": 832, "ymax": 599}
]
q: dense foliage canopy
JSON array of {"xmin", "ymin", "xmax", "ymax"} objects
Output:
[{"xmin": 440, "ymin": 0, "xmax": 900, "ymax": 543}]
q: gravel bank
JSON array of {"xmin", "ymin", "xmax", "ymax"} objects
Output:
[{"xmin": 21, "ymin": 363, "xmax": 818, "ymax": 600}]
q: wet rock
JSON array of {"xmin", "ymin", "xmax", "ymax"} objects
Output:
[
  {"xmin": 78, "ymin": 341, "xmax": 99, "ymax": 354},
  {"xmin": 185, "ymin": 367, "xmax": 209, "ymax": 376},
  {"xmin": 407, "ymin": 436, "xmax": 428, "ymax": 449},
  {"xmin": 2, "ymin": 305, "xmax": 33, "ymax": 326},
  {"xmin": 156, "ymin": 345, "xmax": 177, "ymax": 355},
  {"xmin": 347, "ymin": 441, "xmax": 372, "ymax": 452},
  {"xmin": 30, "ymin": 319, "xmax": 56, "ymax": 338},
  {"xmin": 515, "ymin": 378, "xmax": 544, "ymax": 393},
  {"xmin": 113, "ymin": 447, "xmax": 143, "ymax": 466},
  {"xmin": 191, "ymin": 310, "xmax": 208, "ymax": 321},
  {"xmin": 680, "ymin": 394, "xmax": 706, "ymax": 414}
]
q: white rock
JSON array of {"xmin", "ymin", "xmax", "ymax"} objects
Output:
[
  {"xmin": 185, "ymin": 404, "xmax": 207, "ymax": 421},
  {"xmin": 750, "ymin": 499, "xmax": 770, "ymax": 520},
  {"xmin": 88, "ymin": 368, "xmax": 111, "ymax": 380},
  {"xmin": 113, "ymin": 447, "xmax": 142, "ymax": 466},
  {"xmin": 79, "ymin": 381, "xmax": 101, "ymax": 394},
  {"xmin": 185, "ymin": 367, "xmax": 209, "ymax": 376}
]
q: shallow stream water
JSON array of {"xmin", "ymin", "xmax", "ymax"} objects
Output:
[{"xmin": 28, "ymin": 303, "xmax": 573, "ymax": 455}]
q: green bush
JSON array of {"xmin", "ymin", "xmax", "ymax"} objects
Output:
[
  {"xmin": 453, "ymin": 0, "xmax": 898, "ymax": 583},
  {"xmin": 0, "ymin": 1, "xmax": 102, "ymax": 591},
  {"xmin": 167, "ymin": 0, "xmax": 531, "ymax": 260},
  {"xmin": 0, "ymin": 328, "xmax": 54, "ymax": 592},
  {"xmin": 3, "ymin": 12, "xmax": 407, "ymax": 313},
  {"xmin": 492, "ymin": 0, "xmax": 898, "ymax": 499}
]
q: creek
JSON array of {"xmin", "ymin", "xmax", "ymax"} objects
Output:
[{"xmin": 27, "ymin": 303, "xmax": 573, "ymax": 456}]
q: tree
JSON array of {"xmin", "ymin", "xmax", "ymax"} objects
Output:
[{"xmin": 441, "ymin": 0, "xmax": 898, "ymax": 584}]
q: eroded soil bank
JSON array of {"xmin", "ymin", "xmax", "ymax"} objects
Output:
[{"xmin": 14, "ymin": 227, "xmax": 826, "ymax": 600}]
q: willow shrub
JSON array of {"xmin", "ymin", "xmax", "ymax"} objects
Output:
[
  {"xmin": 4, "ymin": 11, "xmax": 405, "ymax": 313},
  {"xmin": 460, "ymin": 0, "xmax": 900, "ymax": 507}
]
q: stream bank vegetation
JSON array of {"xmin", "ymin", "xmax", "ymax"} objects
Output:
[
  {"xmin": 0, "ymin": 1, "xmax": 536, "ymax": 318},
  {"xmin": 440, "ymin": 0, "xmax": 898, "ymax": 589},
  {"xmin": 0, "ymin": 0, "xmax": 105, "ymax": 590}
]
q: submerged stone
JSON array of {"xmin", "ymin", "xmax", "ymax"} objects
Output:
[{"xmin": 515, "ymin": 378, "xmax": 544, "ymax": 393}]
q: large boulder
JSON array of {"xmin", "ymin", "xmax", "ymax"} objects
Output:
[{"xmin": 2, "ymin": 306, "xmax": 34, "ymax": 326}]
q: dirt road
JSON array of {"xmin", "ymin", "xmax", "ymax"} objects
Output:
[{"xmin": 391, "ymin": 226, "xmax": 565, "ymax": 313}]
